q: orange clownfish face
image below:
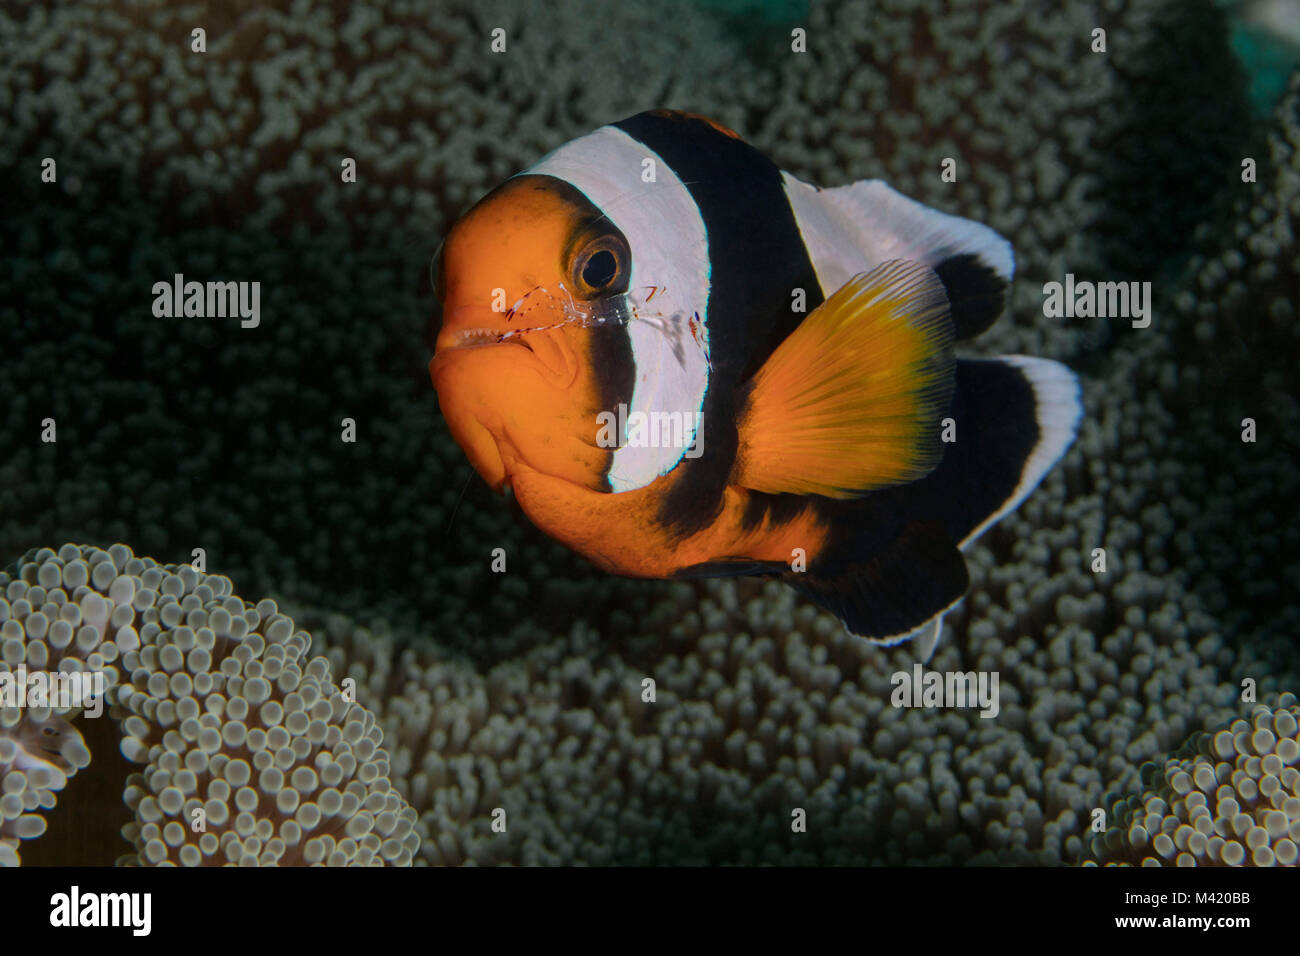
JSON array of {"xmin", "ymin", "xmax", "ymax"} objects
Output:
[{"xmin": 429, "ymin": 175, "xmax": 634, "ymax": 494}]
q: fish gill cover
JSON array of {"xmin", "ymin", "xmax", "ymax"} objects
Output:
[{"xmin": 0, "ymin": 0, "xmax": 1296, "ymax": 875}]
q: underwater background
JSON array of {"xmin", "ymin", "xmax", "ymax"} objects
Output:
[{"xmin": 0, "ymin": 0, "xmax": 1298, "ymax": 866}]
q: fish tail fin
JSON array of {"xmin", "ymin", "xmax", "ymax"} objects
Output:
[
  {"xmin": 784, "ymin": 355, "xmax": 1080, "ymax": 656},
  {"xmin": 942, "ymin": 355, "xmax": 1082, "ymax": 549}
]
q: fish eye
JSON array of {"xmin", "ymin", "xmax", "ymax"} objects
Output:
[
  {"xmin": 571, "ymin": 234, "xmax": 630, "ymax": 297},
  {"xmin": 583, "ymin": 250, "xmax": 617, "ymax": 288}
]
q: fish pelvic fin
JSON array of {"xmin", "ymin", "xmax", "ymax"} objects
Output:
[{"xmin": 784, "ymin": 519, "xmax": 968, "ymax": 646}]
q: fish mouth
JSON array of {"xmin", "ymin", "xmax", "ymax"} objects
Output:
[
  {"xmin": 433, "ymin": 321, "xmax": 575, "ymax": 390},
  {"xmin": 445, "ymin": 327, "xmax": 536, "ymax": 353}
]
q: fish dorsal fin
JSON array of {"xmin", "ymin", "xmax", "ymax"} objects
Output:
[
  {"xmin": 783, "ymin": 174, "xmax": 1013, "ymax": 340},
  {"xmin": 734, "ymin": 259, "xmax": 955, "ymax": 498}
]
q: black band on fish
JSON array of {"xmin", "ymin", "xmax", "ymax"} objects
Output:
[{"xmin": 613, "ymin": 110, "xmax": 825, "ymax": 537}]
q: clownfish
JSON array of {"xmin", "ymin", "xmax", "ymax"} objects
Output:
[{"xmin": 430, "ymin": 109, "xmax": 1081, "ymax": 659}]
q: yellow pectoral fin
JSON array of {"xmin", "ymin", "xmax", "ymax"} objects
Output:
[{"xmin": 734, "ymin": 259, "xmax": 956, "ymax": 499}]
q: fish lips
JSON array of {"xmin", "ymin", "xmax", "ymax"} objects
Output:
[{"xmin": 432, "ymin": 318, "xmax": 578, "ymax": 391}]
